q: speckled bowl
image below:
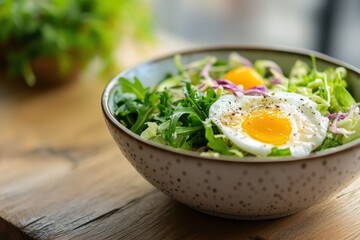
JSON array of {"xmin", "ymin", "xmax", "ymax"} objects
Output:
[{"xmin": 102, "ymin": 46, "xmax": 360, "ymax": 220}]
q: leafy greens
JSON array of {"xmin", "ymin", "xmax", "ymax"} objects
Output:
[{"xmin": 113, "ymin": 53, "xmax": 360, "ymax": 158}]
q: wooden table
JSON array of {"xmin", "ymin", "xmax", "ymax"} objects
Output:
[{"xmin": 1, "ymin": 45, "xmax": 360, "ymax": 240}]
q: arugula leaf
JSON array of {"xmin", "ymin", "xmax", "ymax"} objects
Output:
[
  {"xmin": 118, "ymin": 77, "xmax": 148, "ymax": 101},
  {"xmin": 167, "ymin": 107, "xmax": 198, "ymax": 145},
  {"xmin": 141, "ymin": 82, "xmax": 217, "ymax": 150},
  {"xmin": 114, "ymin": 54, "xmax": 360, "ymax": 159},
  {"xmin": 114, "ymin": 77, "xmax": 158, "ymax": 135},
  {"xmin": 315, "ymin": 132, "xmax": 341, "ymax": 151},
  {"xmin": 113, "ymin": 92, "xmax": 139, "ymax": 127},
  {"xmin": 130, "ymin": 102, "xmax": 155, "ymax": 134},
  {"xmin": 175, "ymin": 126, "xmax": 203, "ymax": 135},
  {"xmin": 183, "ymin": 82, "xmax": 209, "ymax": 120},
  {"xmin": 155, "ymin": 91, "xmax": 173, "ymax": 122},
  {"xmin": 202, "ymin": 87, "xmax": 218, "ymax": 114}
]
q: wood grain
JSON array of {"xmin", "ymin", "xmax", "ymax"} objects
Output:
[{"xmin": 1, "ymin": 40, "xmax": 360, "ymax": 239}]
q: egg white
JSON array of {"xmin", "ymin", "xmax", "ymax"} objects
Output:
[{"xmin": 209, "ymin": 92, "xmax": 329, "ymax": 157}]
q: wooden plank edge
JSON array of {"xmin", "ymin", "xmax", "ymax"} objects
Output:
[{"xmin": 0, "ymin": 217, "xmax": 33, "ymax": 240}]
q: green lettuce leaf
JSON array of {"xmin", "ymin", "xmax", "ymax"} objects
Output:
[
  {"xmin": 269, "ymin": 147, "xmax": 291, "ymax": 156},
  {"xmin": 337, "ymin": 107, "xmax": 360, "ymax": 144},
  {"xmin": 333, "ymin": 86, "xmax": 356, "ymax": 112},
  {"xmin": 203, "ymin": 119, "xmax": 244, "ymax": 157}
]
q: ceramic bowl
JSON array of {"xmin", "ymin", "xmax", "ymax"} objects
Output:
[{"xmin": 102, "ymin": 46, "xmax": 360, "ymax": 220}]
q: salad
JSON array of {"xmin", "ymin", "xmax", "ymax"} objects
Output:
[{"xmin": 113, "ymin": 53, "xmax": 360, "ymax": 158}]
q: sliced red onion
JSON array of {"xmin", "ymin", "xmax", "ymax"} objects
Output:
[
  {"xmin": 200, "ymin": 63, "xmax": 212, "ymax": 82},
  {"xmin": 329, "ymin": 112, "xmax": 351, "ymax": 135},
  {"xmin": 217, "ymin": 80, "xmax": 233, "ymax": 85},
  {"xmin": 252, "ymin": 85, "xmax": 267, "ymax": 92},
  {"xmin": 328, "ymin": 113, "xmax": 338, "ymax": 120},
  {"xmin": 199, "ymin": 72, "xmax": 268, "ymax": 97},
  {"xmin": 330, "ymin": 118, "xmax": 355, "ymax": 135},
  {"xmin": 216, "ymin": 80, "xmax": 242, "ymax": 91},
  {"xmin": 218, "ymin": 80, "xmax": 267, "ymax": 94},
  {"xmin": 229, "ymin": 52, "xmax": 253, "ymax": 67},
  {"xmin": 329, "ymin": 112, "xmax": 347, "ymax": 120},
  {"xmin": 348, "ymin": 102, "xmax": 360, "ymax": 115},
  {"xmin": 329, "ymin": 112, "xmax": 342, "ymax": 134},
  {"xmin": 269, "ymin": 77, "xmax": 282, "ymax": 84},
  {"xmin": 328, "ymin": 102, "xmax": 360, "ymax": 135},
  {"xmin": 328, "ymin": 102, "xmax": 360, "ymax": 121},
  {"xmin": 265, "ymin": 61, "xmax": 283, "ymax": 75},
  {"xmin": 213, "ymin": 80, "xmax": 267, "ymax": 96},
  {"xmin": 339, "ymin": 113, "xmax": 347, "ymax": 120},
  {"xmin": 242, "ymin": 85, "xmax": 267, "ymax": 96},
  {"xmin": 270, "ymin": 69, "xmax": 289, "ymax": 86},
  {"xmin": 198, "ymin": 60, "xmax": 218, "ymax": 91},
  {"xmin": 255, "ymin": 60, "xmax": 283, "ymax": 76}
]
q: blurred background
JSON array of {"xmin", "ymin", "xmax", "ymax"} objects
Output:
[
  {"xmin": 152, "ymin": 0, "xmax": 359, "ymax": 67},
  {"xmin": 0, "ymin": 0, "xmax": 359, "ymax": 87}
]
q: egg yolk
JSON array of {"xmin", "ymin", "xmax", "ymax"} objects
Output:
[
  {"xmin": 224, "ymin": 66, "xmax": 264, "ymax": 90},
  {"xmin": 242, "ymin": 109, "xmax": 292, "ymax": 145}
]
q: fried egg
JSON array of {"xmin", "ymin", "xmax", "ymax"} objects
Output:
[
  {"xmin": 224, "ymin": 66, "xmax": 264, "ymax": 90},
  {"xmin": 209, "ymin": 92, "xmax": 329, "ymax": 157}
]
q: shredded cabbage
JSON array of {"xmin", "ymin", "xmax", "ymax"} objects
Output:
[{"xmin": 113, "ymin": 53, "xmax": 359, "ymax": 158}]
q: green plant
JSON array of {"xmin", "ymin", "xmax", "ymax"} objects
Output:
[{"xmin": 0, "ymin": 0, "xmax": 153, "ymax": 85}]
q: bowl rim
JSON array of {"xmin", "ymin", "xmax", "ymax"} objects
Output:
[{"xmin": 102, "ymin": 45, "xmax": 360, "ymax": 163}]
